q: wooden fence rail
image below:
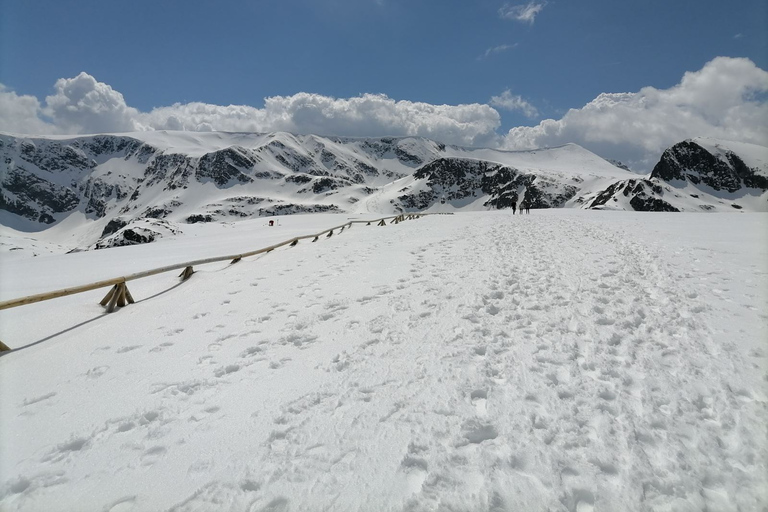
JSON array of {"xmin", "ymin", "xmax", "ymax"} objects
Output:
[{"xmin": 0, "ymin": 213, "xmax": 429, "ymax": 351}]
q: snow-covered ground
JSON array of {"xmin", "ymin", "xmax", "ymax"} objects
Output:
[{"xmin": 0, "ymin": 210, "xmax": 766, "ymax": 512}]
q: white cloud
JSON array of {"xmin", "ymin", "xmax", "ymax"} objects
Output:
[
  {"xmin": 501, "ymin": 57, "xmax": 768, "ymax": 170},
  {"xmin": 44, "ymin": 72, "xmax": 141, "ymax": 134},
  {"xmin": 0, "ymin": 85, "xmax": 56, "ymax": 135},
  {"xmin": 478, "ymin": 44, "xmax": 517, "ymax": 60},
  {"xmin": 1, "ymin": 57, "xmax": 766, "ymax": 171},
  {"xmin": 489, "ymin": 90, "xmax": 538, "ymax": 118},
  {"xmin": 0, "ymin": 74, "xmax": 500, "ymax": 148},
  {"xmin": 499, "ymin": 1, "xmax": 547, "ymax": 24},
  {"xmin": 143, "ymin": 93, "xmax": 501, "ymax": 147}
]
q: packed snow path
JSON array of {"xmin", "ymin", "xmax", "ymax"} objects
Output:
[{"xmin": 1, "ymin": 211, "xmax": 766, "ymax": 512}]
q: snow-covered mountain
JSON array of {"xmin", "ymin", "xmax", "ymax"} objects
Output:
[
  {"xmin": 0, "ymin": 131, "xmax": 628, "ymax": 248},
  {"xmin": 1, "ymin": 131, "xmax": 766, "ymax": 250},
  {"xmin": 583, "ymin": 138, "xmax": 768, "ymax": 212}
]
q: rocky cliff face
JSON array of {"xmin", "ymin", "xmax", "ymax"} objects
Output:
[
  {"xmin": 651, "ymin": 140, "xmax": 768, "ymax": 192},
  {"xmin": 584, "ymin": 138, "xmax": 768, "ymax": 212},
  {"xmin": 394, "ymin": 158, "xmax": 578, "ymax": 211}
]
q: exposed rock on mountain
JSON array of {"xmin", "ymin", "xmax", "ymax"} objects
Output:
[
  {"xmin": 585, "ymin": 138, "xmax": 768, "ymax": 212},
  {"xmin": 650, "ymin": 140, "xmax": 768, "ymax": 192},
  {"xmin": 586, "ymin": 179, "xmax": 679, "ymax": 212},
  {"xmin": 394, "ymin": 158, "xmax": 578, "ymax": 211},
  {"xmin": 94, "ymin": 218, "xmax": 181, "ymax": 249},
  {"xmin": 1, "ymin": 131, "xmax": 764, "ymax": 251}
]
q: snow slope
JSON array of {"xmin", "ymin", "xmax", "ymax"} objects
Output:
[{"xmin": 0, "ymin": 211, "xmax": 766, "ymax": 512}]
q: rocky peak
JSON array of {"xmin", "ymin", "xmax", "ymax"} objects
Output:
[{"xmin": 650, "ymin": 139, "xmax": 767, "ymax": 192}]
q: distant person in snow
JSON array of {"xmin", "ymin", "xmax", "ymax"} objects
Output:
[
  {"xmin": 525, "ymin": 202, "xmax": 531, "ymax": 214},
  {"xmin": 511, "ymin": 203, "xmax": 516, "ymax": 215}
]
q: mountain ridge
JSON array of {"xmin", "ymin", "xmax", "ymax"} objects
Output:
[{"xmin": 1, "ymin": 131, "xmax": 766, "ymax": 251}]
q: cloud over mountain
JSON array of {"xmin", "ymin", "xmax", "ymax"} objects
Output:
[
  {"xmin": 144, "ymin": 93, "xmax": 502, "ymax": 147},
  {"xmin": 489, "ymin": 90, "xmax": 538, "ymax": 118},
  {"xmin": 500, "ymin": 57, "xmax": 768, "ymax": 170},
  {"xmin": 44, "ymin": 73, "xmax": 140, "ymax": 134},
  {"xmin": 0, "ymin": 57, "xmax": 765, "ymax": 171}
]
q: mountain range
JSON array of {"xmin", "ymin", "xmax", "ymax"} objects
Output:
[{"xmin": 1, "ymin": 131, "xmax": 766, "ymax": 249}]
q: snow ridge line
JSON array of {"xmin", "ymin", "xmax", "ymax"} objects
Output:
[{"xmin": 0, "ymin": 213, "xmax": 439, "ymax": 350}]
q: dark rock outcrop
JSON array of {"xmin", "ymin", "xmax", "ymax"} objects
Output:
[
  {"xmin": 396, "ymin": 158, "xmax": 577, "ymax": 211},
  {"xmin": 651, "ymin": 140, "xmax": 767, "ymax": 192}
]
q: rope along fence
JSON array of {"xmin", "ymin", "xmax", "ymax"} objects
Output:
[{"xmin": 0, "ymin": 213, "xmax": 434, "ymax": 351}]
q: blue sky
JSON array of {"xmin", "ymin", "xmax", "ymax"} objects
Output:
[{"xmin": 1, "ymin": 0, "xmax": 766, "ymax": 169}]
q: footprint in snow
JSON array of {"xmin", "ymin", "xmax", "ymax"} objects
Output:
[
  {"xmin": 460, "ymin": 419, "xmax": 498, "ymax": 445},
  {"xmin": 86, "ymin": 366, "xmax": 110, "ymax": 379},
  {"xmin": 117, "ymin": 345, "xmax": 142, "ymax": 354},
  {"xmin": 470, "ymin": 389, "xmax": 488, "ymax": 416}
]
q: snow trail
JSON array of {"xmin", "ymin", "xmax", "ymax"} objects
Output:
[{"xmin": 0, "ymin": 212, "xmax": 765, "ymax": 512}]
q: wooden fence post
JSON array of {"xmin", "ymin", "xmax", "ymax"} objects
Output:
[
  {"xmin": 179, "ymin": 266, "xmax": 195, "ymax": 281},
  {"xmin": 100, "ymin": 285, "xmax": 118, "ymax": 307},
  {"xmin": 326, "ymin": 230, "xmax": 334, "ymax": 238},
  {"xmin": 378, "ymin": 220, "xmax": 386, "ymax": 226},
  {"xmin": 0, "ymin": 340, "xmax": 11, "ymax": 352}
]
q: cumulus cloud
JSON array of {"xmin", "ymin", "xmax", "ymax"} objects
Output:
[
  {"xmin": 1, "ymin": 57, "xmax": 766, "ymax": 170},
  {"xmin": 501, "ymin": 57, "xmax": 768, "ymax": 170},
  {"xmin": 0, "ymin": 73, "xmax": 500, "ymax": 147},
  {"xmin": 499, "ymin": 1, "xmax": 547, "ymax": 24},
  {"xmin": 143, "ymin": 93, "xmax": 501, "ymax": 147},
  {"xmin": 489, "ymin": 90, "xmax": 538, "ymax": 118},
  {"xmin": 0, "ymin": 85, "xmax": 56, "ymax": 135},
  {"xmin": 44, "ymin": 72, "xmax": 141, "ymax": 134}
]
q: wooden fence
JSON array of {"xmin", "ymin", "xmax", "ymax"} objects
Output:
[{"xmin": 0, "ymin": 213, "xmax": 429, "ymax": 351}]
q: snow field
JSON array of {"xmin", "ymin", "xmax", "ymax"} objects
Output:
[{"xmin": 0, "ymin": 211, "xmax": 766, "ymax": 512}]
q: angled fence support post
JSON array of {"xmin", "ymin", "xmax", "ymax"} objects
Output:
[
  {"xmin": 378, "ymin": 219, "xmax": 386, "ymax": 226},
  {"xmin": 124, "ymin": 284, "xmax": 135, "ymax": 305},
  {"xmin": 327, "ymin": 230, "xmax": 334, "ymax": 238},
  {"xmin": 290, "ymin": 239, "xmax": 298, "ymax": 247},
  {"xmin": 231, "ymin": 256, "xmax": 242, "ymax": 264},
  {"xmin": 0, "ymin": 340, "xmax": 11, "ymax": 352},
  {"xmin": 106, "ymin": 286, "xmax": 120, "ymax": 313},
  {"xmin": 100, "ymin": 285, "xmax": 119, "ymax": 307},
  {"xmin": 101, "ymin": 282, "xmax": 134, "ymax": 313},
  {"xmin": 179, "ymin": 266, "xmax": 195, "ymax": 281},
  {"xmin": 312, "ymin": 236, "xmax": 319, "ymax": 242},
  {"xmin": 367, "ymin": 222, "xmax": 371, "ymax": 226}
]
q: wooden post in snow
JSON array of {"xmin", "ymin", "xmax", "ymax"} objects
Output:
[
  {"xmin": 179, "ymin": 266, "xmax": 194, "ymax": 281},
  {"xmin": 100, "ymin": 282, "xmax": 135, "ymax": 313},
  {"xmin": 0, "ymin": 340, "xmax": 11, "ymax": 352}
]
